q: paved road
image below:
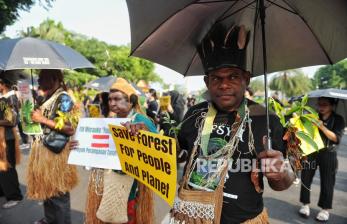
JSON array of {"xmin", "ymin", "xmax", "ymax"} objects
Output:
[{"xmin": 1, "ymin": 134, "xmax": 347, "ymax": 224}]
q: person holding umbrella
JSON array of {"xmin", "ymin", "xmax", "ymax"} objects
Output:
[
  {"xmin": 0, "ymin": 71, "xmax": 23, "ymax": 209},
  {"xmin": 127, "ymin": 24, "xmax": 295, "ymax": 223},
  {"xmin": 299, "ymin": 97, "xmax": 345, "ymax": 222},
  {"xmin": 28, "ymin": 69, "xmax": 78, "ymax": 224}
]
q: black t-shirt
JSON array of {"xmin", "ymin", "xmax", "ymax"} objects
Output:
[
  {"xmin": 146, "ymin": 100, "xmax": 158, "ymax": 120},
  {"xmin": 178, "ymin": 100, "xmax": 286, "ymax": 223},
  {"xmin": 319, "ymin": 112, "xmax": 345, "ymax": 149}
]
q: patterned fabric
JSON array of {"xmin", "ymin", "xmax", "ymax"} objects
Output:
[
  {"xmin": 133, "ymin": 113, "xmax": 158, "ymax": 133},
  {"xmin": 0, "ymin": 97, "xmax": 17, "ymax": 140},
  {"xmin": 59, "ymin": 94, "xmax": 74, "ymax": 113}
]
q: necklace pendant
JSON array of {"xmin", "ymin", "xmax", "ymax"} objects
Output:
[{"xmin": 236, "ymin": 126, "xmax": 245, "ymax": 142}]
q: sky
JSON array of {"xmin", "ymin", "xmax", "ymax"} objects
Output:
[{"xmin": 4, "ymin": 0, "xmax": 321, "ymax": 92}]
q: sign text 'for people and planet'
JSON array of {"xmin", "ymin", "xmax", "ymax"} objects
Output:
[{"xmin": 109, "ymin": 125, "xmax": 177, "ymax": 206}]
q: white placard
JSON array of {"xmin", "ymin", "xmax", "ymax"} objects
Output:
[{"xmin": 68, "ymin": 118, "xmax": 130, "ymax": 170}]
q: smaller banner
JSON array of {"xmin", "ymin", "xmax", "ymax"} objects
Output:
[
  {"xmin": 17, "ymin": 81, "xmax": 42, "ymax": 135},
  {"xmin": 159, "ymin": 96, "xmax": 170, "ymax": 112},
  {"xmin": 87, "ymin": 104, "xmax": 102, "ymax": 118},
  {"xmin": 109, "ymin": 125, "xmax": 177, "ymax": 207},
  {"xmin": 68, "ymin": 118, "xmax": 129, "ymax": 169}
]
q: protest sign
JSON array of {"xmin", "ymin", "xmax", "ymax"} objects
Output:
[
  {"xmin": 109, "ymin": 125, "xmax": 177, "ymax": 206},
  {"xmin": 159, "ymin": 95, "xmax": 170, "ymax": 112},
  {"xmin": 68, "ymin": 118, "xmax": 129, "ymax": 169},
  {"xmin": 17, "ymin": 81, "xmax": 42, "ymax": 135},
  {"xmin": 87, "ymin": 104, "xmax": 102, "ymax": 117}
]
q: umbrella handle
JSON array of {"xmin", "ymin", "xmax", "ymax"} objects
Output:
[
  {"xmin": 31, "ymin": 70, "xmax": 36, "ymax": 106},
  {"xmin": 264, "ymin": 135, "xmax": 272, "ymax": 150}
]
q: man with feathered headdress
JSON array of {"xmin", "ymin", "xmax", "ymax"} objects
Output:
[{"xmin": 170, "ymin": 24, "xmax": 295, "ymax": 223}]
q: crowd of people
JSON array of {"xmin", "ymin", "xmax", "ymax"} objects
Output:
[{"xmin": 0, "ymin": 24, "xmax": 345, "ymax": 224}]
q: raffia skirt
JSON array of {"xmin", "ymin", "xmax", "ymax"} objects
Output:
[
  {"xmin": 242, "ymin": 208, "xmax": 269, "ymax": 224},
  {"xmin": 27, "ymin": 139, "xmax": 78, "ymax": 200},
  {"xmin": 0, "ymin": 127, "xmax": 20, "ymax": 171},
  {"xmin": 85, "ymin": 169, "xmax": 105, "ymax": 224}
]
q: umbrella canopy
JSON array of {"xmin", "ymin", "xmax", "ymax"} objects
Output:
[
  {"xmin": 307, "ymin": 88, "xmax": 347, "ymax": 100},
  {"xmin": 127, "ymin": 0, "xmax": 347, "ymax": 147},
  {"xmin": 127, "ymin": 0, "xmax": 347, "ymax": 77},
  {"xmin": 0, "ymin": 37, "xmax": 94, "ymax": 70},
  {"xmin": 0, "ymin": 70, "xmax": 28, "ymax": 85},
  {"xmin": 84, "ymin": 76, "xmax": 117, "ymax": 92},
  {"xmin": 130, "ymin": 82, "xmax": 146, "ymax": 96},
  {"xmin": 307, "ymin": 88, "xmax": 347, "ymax": 126},
  {"xmin": 84, "ymin": 76, "xmax": 145, "ymax": 96}
]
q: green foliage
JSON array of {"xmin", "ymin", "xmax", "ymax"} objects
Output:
[
  {"xmin": 18, "ymin": 19, "xmax": 161, "ymax": 85},
  {"xmin": 313, "ymin": 59, "xmax": 347, "ymax": 89},
  {"xmin": 0, "ymin": 0, "xmax": 54, "ymax": 34},
  {"xmin": 296, "ymin": 131, "xmax": 318, "ymax": 151},
  {"xmin": 21, "ymin": 18, "xmax": 65, "ymax": 42},
  {"xmin": 269, "ymin": 69, "xmax": 313, "ymax": 98},
  {"xmin": 269, "ymin": 95, "xmax": 320, "ymax": 151},
  {"xmin": 249, "ymin": 77, "xmax": 264, "ymax": 93},
  {"xmin": 64, "ymin": 70, "xmax": 98, "ymax": 86},
  {"xmin": 190, "ymin": 171, "xmax": 218, "ymax": 190}
]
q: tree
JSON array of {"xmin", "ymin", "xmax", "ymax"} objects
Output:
[
  {"xmin": 249, "ymin": 77, "xmax": 264, "ymax": 93},
  {"xmin": 0, "ymin": 0, "xmax": 54, "ymax": 34},
  {"xmin": 269, "ymin": 69, "xmax": 313, "ymax": 98},
  {"xmin": 21, "ymin": 19, "xmax": 65, "ymax": 43},
  {"xmin": 313, "ymin": 60, "xmax": 347, "ymax": 89}
]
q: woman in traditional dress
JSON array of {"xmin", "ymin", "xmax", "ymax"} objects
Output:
[
  {"xmin": 73, "ymin": 78, "xmax": 156, "ymax": 224},
  {"xmin": 29, "ymin": 69, "xmax": 78, "ymax": 224}
]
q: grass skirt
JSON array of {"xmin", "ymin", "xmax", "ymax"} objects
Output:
[
  {"xmin": 242, "ymin": 208, "xmax": 269, "ymax": 224},
  {"xmin": 0, "ymin": 127, "xmax": 20, "ymax": 171},
  {"xmin": 85, "ymin": 169, "xmax": 105, "ymax": 224},
  {"xmin": 27, "ymin": 139, "xmax": 78, "ymax": 200}
]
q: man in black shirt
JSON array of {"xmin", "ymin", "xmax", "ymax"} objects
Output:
[
  {"xmin": 124, "ymin": 23, "xmax": 295, "ymax": 223},
  {"xmin": 177, "ymin": 24, "xmax": 294, "ymax": 223}
]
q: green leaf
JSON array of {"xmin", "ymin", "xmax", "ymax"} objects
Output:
[
  {"xmin": 301, "ymin": 94, "xmax": 308, "ymax": 107},
  {"xmin": 302, "ymin": 114, "xmax": 320, "ymax": 126},
  {"xmin": 303, "ymin": 106, "xmax": 318, "ymax": 116},
  {"xmin": 300, "ymin": 116, "xmax": 315, "ymax": 138},
  {"xmin": 284, "ymin": 105, "xmax": 301, "ymax": 116},
  {"xmin": 296, "ymin": 131, "xmax": 318, "ymax": 151},
  {"xmin": 269, "ymin": 98, "xmax": 285, "ymax": 126}
]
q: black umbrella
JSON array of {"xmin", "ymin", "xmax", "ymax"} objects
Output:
[
  {"xmin": 84, "ymin": 76, "xmax": 145, "ymax": 96},
  {"xmin": 0, "ymin": 37, "xmax": 94, "ymax": 70},
  {"xmin": 126, "ymin": 0, "xmax": 347, "ymax": 147},
  {"xmin": 84, "ymin": 76, "xmax": 117, "ymax": 92},
  {"xmin": 307, "ymin": 88, "xmax": 347, "ymax": 126},
  {"xmin": 130, "ymin": 82, "xmax": 146, "ymax": 96}
]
